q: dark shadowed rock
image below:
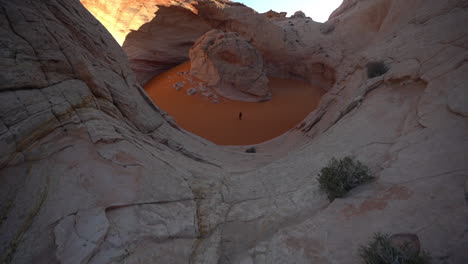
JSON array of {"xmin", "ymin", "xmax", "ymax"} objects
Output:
[{"xmin": 389, "ymin": 233, "xmax": 421, "ymax": 255}]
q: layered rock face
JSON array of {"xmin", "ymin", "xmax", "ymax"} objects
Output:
[
  {"xmin": 190, "ymin": 30, "xmax": 271, "ymax": 102},
  {"xmin": 80, "ymin": 0, "xmax": 200, "ymax": 45},
  {"xmin": 122, "ymin": 5, "xmax": 212, "ymax": 85},
  {"xmin": 0, "ymin": 0, "xmax": 164, "ymax": 166},
  {"xmin": 1, "ymin": 0, "xmax": 468, "ymax": 264},
  {"xmin": 194, "ymin": 1, "xmax": 338, "ymax": 89},
  {"xmin": 81, "ymin": 0, "xmax": 211, "ymax": 84}
]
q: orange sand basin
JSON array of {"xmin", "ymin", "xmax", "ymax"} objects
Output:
[{"xmin": 144, "ymin": 62, "xmax": 324, "ymax": 145}]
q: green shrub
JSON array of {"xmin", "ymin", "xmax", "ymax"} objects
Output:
[
  {"xmin": 317, "ymin": 156, "xmax": 373, "ymax": 201},
  {"xmin": 360, "ymin": 233, "xmax": 431, "ymax": 264},
  {"xmin": 245, "ymin": 147, "xmax": 256, "ymax": 153},
  {"xmin": 366, "ymin": 61, "xmax": 389, "ymax": 78}
]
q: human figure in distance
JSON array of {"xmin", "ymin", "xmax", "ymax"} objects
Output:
[{"xmin": 239, "ymin": 112, "xmax": 243, "ymax": 120}]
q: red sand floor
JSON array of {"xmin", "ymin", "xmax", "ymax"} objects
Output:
[{"xmin": 144, "ymin": 61, "xmax": 324, "ymax": 145}]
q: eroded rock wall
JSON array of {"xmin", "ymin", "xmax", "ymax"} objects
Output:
[
  {"xmin": 189, "ymin": 29, "xmax": 271, "ymax": 102},
  {"xmin": 82, "ymin": 0, "xmax": 338, "ymax": 89},
  {"xmin": 0, "ymin": 0, "xmax": 196, "ymax": 263},
  {"xmin": 123, "ymin": 5, "xmax": 212, "ymax": 85},
  {"xmin": 80, "ymin": 0, "xmax": 200, "ymax": 45},
  {"xmin": 0, "ymin": 0, "xmax": 164, "ymax": 168}
]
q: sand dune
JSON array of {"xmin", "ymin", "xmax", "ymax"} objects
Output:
[{"xmin": 144, "ymin": 61, "xmax": 324, "ymax": 145}]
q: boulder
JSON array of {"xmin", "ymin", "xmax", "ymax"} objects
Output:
[
  {"xmin": 174, "ymin": 82, "xmax": 185, "ymax": 91},
  {"xmin": 189, "ymin": 30, "xmax": 271, "ymax": 102},
  {"xmin": 187, "ymin": 88, "xmax": 198, "ymax": 96},
  {"xmin": 291, "ymin": 11, "xmax": 306, "ymax": 19}
]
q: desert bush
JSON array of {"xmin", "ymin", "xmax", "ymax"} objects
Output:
[
  {"xmin": 245, "ymin": 147, "xmax": 256, "ymax": 153},
  {"xmin": 366, "ymin": 61, "xmax": 389, "ymax": 78},
  {"xmin": 317, "ymin": 156, "xmax": 372, "ymax": 201},
  {"xmin": 360, "ymin": 233, "xmax": 431, "ymax": 264}
]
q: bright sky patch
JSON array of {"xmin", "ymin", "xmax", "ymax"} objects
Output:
[{"xmin": 235, "ymin": 0, "xmax": 343, "ymax": 22}]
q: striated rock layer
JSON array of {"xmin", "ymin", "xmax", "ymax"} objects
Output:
[
  {"xmin": 190, "ymin": 29, "xmax": 271, "ymax": 102},
  {"xmin": 122, "ymin": 5, "xmax": 212, "ymax": 85},
  {"xmin": 0, "ymin": 0, "xmax": 467, "ymax": 264},
  {"xmin": 79, "ymin": 0, "xmax": 200, "ymax": 45}
]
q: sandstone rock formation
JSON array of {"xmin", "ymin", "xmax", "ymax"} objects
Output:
[
  {"xmin": 80, "ymin": 0, "xmax": 211, "ymax": 85},
  {"xmin": 190, "ymin": 29, "xmax": 271, "ymax": 102},
  {"xmin": 190, "ymin": 1, "xmax": 338, "ymax": 89},
  {"xmin": 122, "ymin": 5, "xmax": 212, "ymax": 85},
  {"xmin": 81, "ymin": 0, "xmax": 337, "ymax": 89},
  {"xmin": 80, "ymin": 0, "xmax": 200, "ymax": 45},
  {"xmin": 1, "ymin": 0, "xmax": 467, "ymax": 264},
  {"xmin": 262, "ymin": 10, "xmax": 287, "ymax": 21}
]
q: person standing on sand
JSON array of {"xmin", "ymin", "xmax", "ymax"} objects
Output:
[{"xmin": 239, "ymin": 112, "xmax": 243, "ymax": 120}]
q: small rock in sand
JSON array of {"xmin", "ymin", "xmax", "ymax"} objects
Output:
[
  {"xmin": 187, "ymin": 88, "xmax": 197, "ymax": 96},
  {"xmin": 174, "ymin": 82, "xmax": 185, "ymax": 91}
]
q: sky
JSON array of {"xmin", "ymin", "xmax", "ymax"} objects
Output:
[{"xmin": 235, "ymin": 0, "xmax": 343, "ymax": 22}]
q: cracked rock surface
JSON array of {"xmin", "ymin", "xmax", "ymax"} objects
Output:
[{"xmin": 1, "ymin": 0, "xmax": 468, "ymax": 264}]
